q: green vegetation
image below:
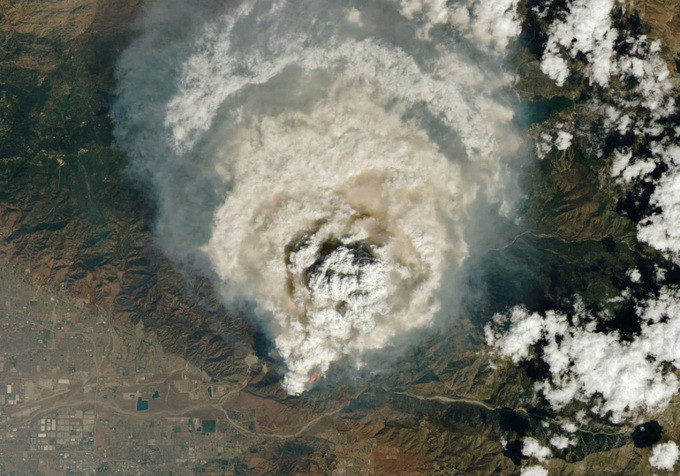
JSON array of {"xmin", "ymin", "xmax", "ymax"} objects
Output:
[{"xmin": 201, "ymin": 420, "xmax": 216, "ymax": 434}]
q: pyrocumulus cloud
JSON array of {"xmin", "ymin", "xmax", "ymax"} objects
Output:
[{"xmin": 114, "ymin": 0, "xmax": 522, "ymax": 394}]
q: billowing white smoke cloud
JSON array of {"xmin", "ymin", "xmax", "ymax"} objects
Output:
[
  {"xmin": 114, "ymin": 0, "xmax": 522, "ymax": 394},
  {"xmin": 398, "ymin": 0, "xmax": 521, "ymax": 51}
]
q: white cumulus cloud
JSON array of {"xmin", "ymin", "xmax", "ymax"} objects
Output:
[
  {"xmin": 521, "ymin": 465, "xmax": 549, "ymax": 476},
  {"xmin": 650, "ymin": 441, "xmax": 679, "ymax": 471},
  {"xmin": 487, "ymin": 287, "xmax": 680, "ymax": 423},
  {"xmin": 540, "ymin": 0, "xmax": 618, "ymax": 87},
  {"xmin": 522, "ymin": 437, "xmax": 553, "ymax": 463}
]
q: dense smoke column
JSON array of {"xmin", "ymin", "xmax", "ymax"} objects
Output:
[{"xmin": 113, "ymin": 0, "xmax": 521, "ymax": 394}]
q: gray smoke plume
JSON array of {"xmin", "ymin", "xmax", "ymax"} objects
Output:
[{"xmin": 113, "ymin": 0, "xmax": 525, "ymax": 394}]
